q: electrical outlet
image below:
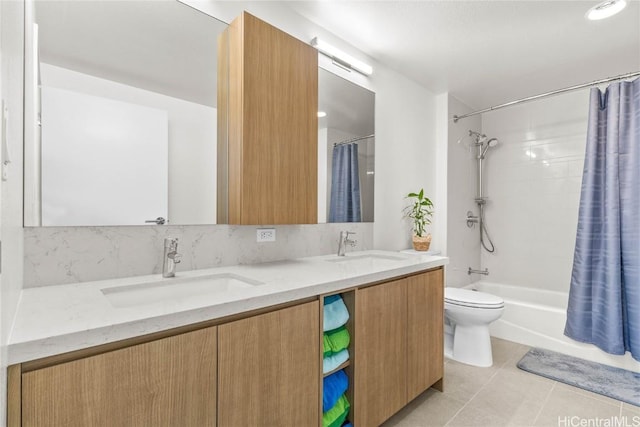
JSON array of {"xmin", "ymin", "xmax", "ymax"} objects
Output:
[{"xmin": 256, "ymin": 228, "xmax": 276, "ymax": 242}]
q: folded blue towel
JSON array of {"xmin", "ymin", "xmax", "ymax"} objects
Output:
[
  {"xmin": 323, "ymin": 369, "xmax": 349, "ymax": 412},
  {"xmin": 323, "ymin": 297, "xmax": 349, "ymax": 331},
  {"xmin": 323, "ymin": 349, "xmax": 349, "ymax": 374},
  {"xmin": 324, "ymin": 294, "xmax": 342, "ymax": 305}
]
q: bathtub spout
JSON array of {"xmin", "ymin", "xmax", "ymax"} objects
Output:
[{"xmin": 468, "ymin": 267, "xmax": 489, "ymax": 276}]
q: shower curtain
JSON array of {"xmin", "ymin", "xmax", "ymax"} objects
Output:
[
  {"xmin": 565, "ymin": 78, "xmax": 640, "ymax": 361},
  {"xmin": 329, "ymin": 143, "xmax": 361, "ymax": 222}
]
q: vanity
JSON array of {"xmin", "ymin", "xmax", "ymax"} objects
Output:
[
  {"xmin": 11, "ymin": 3, "xmax": 440, "ymax": 426},
  {"xmin": 7, "ymin": 251, "xmax": 447, "ymax": 427}
]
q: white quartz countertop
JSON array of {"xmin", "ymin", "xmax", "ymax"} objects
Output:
[{"xmin": 8, "ymin": 250, "xmax": 448, "ymax": 364}]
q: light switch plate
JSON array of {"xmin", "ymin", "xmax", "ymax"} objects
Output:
[{"xmin": 256, "ymin": 228, "xmax": 276, "ymax": 242}]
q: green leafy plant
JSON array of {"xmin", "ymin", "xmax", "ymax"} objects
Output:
[{"xmin": 404, "ymin": 189, "xmax": 433, "ymax": 237}]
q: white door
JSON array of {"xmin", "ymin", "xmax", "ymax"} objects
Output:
[{"xmin": 41, "ymin": 86, "xmax": 168, "ymax": 226}]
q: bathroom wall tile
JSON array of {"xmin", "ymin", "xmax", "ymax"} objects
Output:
[
  {"xmin": 24, "ymin": 223, "xmax": 374, "ymax": 287},
  {"xmin": 480, "ymin": 90, "xmax": 588, "ymax": 292}
]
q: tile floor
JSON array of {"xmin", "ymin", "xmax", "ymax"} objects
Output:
[{"xmin": 383, "ymin": 337, "xmax": 639, "ymax": 427}]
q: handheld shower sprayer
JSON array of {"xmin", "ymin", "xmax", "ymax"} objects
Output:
[
  {"xmin": 466, "ymin": 130, "xmax": 498, "ymax": 253},
  {"xmin": 480, "ymin": 138, "xmax": 499, "ymax": 159}
]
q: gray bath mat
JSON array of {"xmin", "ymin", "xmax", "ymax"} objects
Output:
[{"xmin": 517, "ymin": 348, "xmax": 640, "ymax": 407}]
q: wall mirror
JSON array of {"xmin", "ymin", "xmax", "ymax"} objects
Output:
[
  {"xmin": 318, "ymin": 68, "xmax": 375, "ymax": 223},
  {"xmin": 23, "ymin": 1, "xmax": 375, "ymax": 226}
]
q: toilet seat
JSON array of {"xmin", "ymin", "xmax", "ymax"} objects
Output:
[{"xmin": 445, "ymin": 288, "xmax": 504, "ymax": 309}]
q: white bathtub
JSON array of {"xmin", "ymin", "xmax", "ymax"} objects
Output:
[{"xmin": 469, "ymin": 282, "xmax": 640, "ymax": 373}]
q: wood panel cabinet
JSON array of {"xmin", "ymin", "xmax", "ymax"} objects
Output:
[
  {"xmin": 21, "ymin": 327, "xmax": 217, "ymax": 427},
  {"xmin": 220, "ymin": 12, "xmax": 318, "ymax": 225},
  {"xmin": 217, "ymin": 300, "xmax": 320, "ymax": 427},
  {"xmin": 10, "ymin": 269, "xmax": 443, "ymax": 427},
  {"xmin": 354, "ymin": 279, "xmax": 408, "ymax": 427},
  {"xmin": 354, "ymin": 268, "xmax": 444, "ymax": 427},
  {"xmin": 407, "ymin": 268, "xmax": 444, "ymax": 400}
]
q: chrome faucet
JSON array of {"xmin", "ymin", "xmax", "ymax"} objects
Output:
[
  {"xmin": 337, "ymin": 231, "xmax": 357, "ymax": 256},
  {"xmin": 163, "ymin": 237, "xmax": 182, "ymax": 278}
]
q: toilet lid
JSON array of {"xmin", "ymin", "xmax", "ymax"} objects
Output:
[{"xmin": 445, "ymin": 288, "xmax": 504, "ymax": 309}]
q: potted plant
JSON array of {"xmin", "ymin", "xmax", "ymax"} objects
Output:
[{"xmin": 404, "ymin": 189, "xmax": 434, "ymax": 251}]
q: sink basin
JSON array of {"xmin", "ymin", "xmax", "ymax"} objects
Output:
[{"xmin": 101, "ymin": 273, "xmax": 263, "ymax": 308}]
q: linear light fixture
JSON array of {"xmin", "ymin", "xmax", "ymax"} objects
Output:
[
  {"xmin": 586, "ymin": 0, "xmax": 627, "ymax": 20},
  {"xmin": 310, "ymin": 37, "xmax": 373, "ymax": 76}
]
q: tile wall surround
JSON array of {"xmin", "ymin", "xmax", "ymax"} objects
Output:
[
  {"xmin": 24, "ymin": 223, "xmax": 373, "ymax": 288},
  {"xmin": 480, "ymin": 90, "xmax": 589, "ymax": 293},
  {"xmin": 446, "ymin": 95, "xmax": 482, "ymax": 288}
]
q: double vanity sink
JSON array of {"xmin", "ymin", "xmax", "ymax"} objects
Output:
[
  {"xmin": 102, "ymin": 253, "xmax": 410, "ymax": 309},
  {"xmin": 8, "ymin": 250, "xmax": 448, "ymax": 364},
  {"xmin": 101, "ymin": 273, "xmax": 265, "ymax": 309}
]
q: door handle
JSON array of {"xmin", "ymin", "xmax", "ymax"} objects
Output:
[{"xmin": 145, "ymin": 217, "xmax": 165, "ymax": 225}]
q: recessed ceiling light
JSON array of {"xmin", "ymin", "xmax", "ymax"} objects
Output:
[
  {"xmin": 317, "ymin": 111, "xmax": 327, "ymax": 118},
  {"xmin": 586, "ymin": 0, "xmax": 627, "ymax": 20}
]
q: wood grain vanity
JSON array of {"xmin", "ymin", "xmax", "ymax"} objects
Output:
[
  {"xmin": 218, "ymin": 12, "xmax": 318, "ymax": 225},
  {"xmin": 7, "ymin": 267, "xmax": 443, "ymax": 427}
]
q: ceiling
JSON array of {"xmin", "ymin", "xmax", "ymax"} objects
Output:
[
  {"xmin": 34, "ymin": 1, "xmax": 640, "ymax": 113},
  {"xmin": 283, "ymin": 0, "xmax": 640, "ymax": 109}
]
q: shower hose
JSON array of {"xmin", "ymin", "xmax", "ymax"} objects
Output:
[{"xmin": 479, "ymin": 203, "xmax": 495, "ymax": 253}]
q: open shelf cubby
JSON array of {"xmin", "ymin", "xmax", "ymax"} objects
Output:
[{"xmin": 320, "ymin": 290, "xmax": 355, "ymax": 427}]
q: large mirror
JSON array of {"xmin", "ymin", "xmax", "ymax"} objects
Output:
[
  {"xmin": 23, "ymin": 1, "xmax": 375, "ymax": 226},
  {"xmin": 24, "ymin": 0, "xmax": 225, "ymax": 226},
  {"xmin": 318, "ymin": 69, "xmax": 375, "ymax": 223}
]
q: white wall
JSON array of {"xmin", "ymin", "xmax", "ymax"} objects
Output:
[
  {"xmin": 373, "ymin": 66, "xmax": 437, "ymax": 250},
  {"xmin": 39, "ymin": 63, "xmax": 217, "ymax": 225},
  {"xmin": 481, "ymin": 91, "xmax": 589, "ymax": 292},
  {"xmin": 0, "ymin": 0, "xmax": 25, "ymax": 423},
  {"xmin": 446, "ymin": 95, "xmax": 482, "ymax": 287}
]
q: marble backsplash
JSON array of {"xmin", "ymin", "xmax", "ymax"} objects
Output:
[{"xmin": 24, "ymin": 223, "xmax": 374, "ymax": 288}]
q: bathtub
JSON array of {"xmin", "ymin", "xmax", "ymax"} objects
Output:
[{"xmin": 469, "ymin": 282, "xmax": 640, "ymax": 373}]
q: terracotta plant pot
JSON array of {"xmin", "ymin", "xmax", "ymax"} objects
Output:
[{"xmin": 412, "ymin": 234, "xmax": 432, "ymax": 251}]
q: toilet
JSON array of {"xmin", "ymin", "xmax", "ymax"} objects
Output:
[{"xmin": 444, "ymin": 287, "xmax": 504, "ymax": 367}]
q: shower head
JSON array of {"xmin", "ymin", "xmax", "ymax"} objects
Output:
[
  {"xmin": 480, "ymin": 138, "xmax": 499, "ymax": 158},
  {"xmin": 469, "ymin": 130, "xmax": 486, "ymax": 143}
]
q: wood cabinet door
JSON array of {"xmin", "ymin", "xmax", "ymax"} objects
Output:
[
  {"xmin": 217, "ymin": 301, "xmax": 320, "ymax": 427},
  {"xmin": 226, "ymin": 12, "xmax": 318, "ymax": 225},
  {"xmin": 354, "ymin": 279, "xmax": 408, "ymax": 427},
  {"xmin": 21, "ymin": 327, "xmax": 217, "ymax": 427},
  {"xmin": 407, "ymin": 268, "xmax": 444, "ymax": 401}
]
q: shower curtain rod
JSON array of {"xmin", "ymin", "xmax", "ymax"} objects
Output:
[
  {"xmin": 333, "ymin": 134, "xmax": 375, "ymax": 146},
  {"xmin": 453, "ymin": 70, "xmax": 640, "ymax": 123}
]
